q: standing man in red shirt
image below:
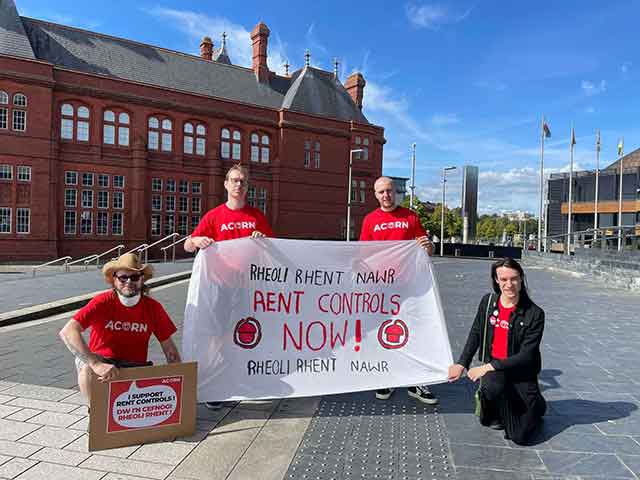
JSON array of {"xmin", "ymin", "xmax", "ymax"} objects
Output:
[
  {"xmin": 184, "ymin": 164, "xmax": 272, "ymax": 252},
  {"xmin": 58, "ymin": 253, "xmax": 181, "ymax": 403},
  {"xmin": 185, "ymin": 164, "xmax": 272, "ymax": 409},
  {"xmin": 360, "ymin": 176, "xmax": 438, "ymax": 404}
]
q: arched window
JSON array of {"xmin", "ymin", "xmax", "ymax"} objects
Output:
[
  {"xmin": 251, "ymin": 133, "xmax": 270, "ymax": 163},
  {"xmin": 60, "ymin": 103, "xmax": 89, "ymax": 141},
  {"xmin": 148, "ymin": 117, "xmax": 159, "ymax": 149},
  {"xmin": 161, "ymin": 119, "xmax": 172, "ymax": 151},
  {"xmin": 184, "ymin": 122, "xmax": 206, "ymax": 155},
  {"xmin": 61, "ymin": 104, "xmax": 74, "ymax": 139},
  {"xmin": 0, "ymin": 91, "xmax": 7, "ymax": 130},
  {"xmin": 183, "ymin": 123, "xmax": 194, "ymax": 154},
  {"xmin": 148, "ymin": 116, "xmax": 172, "ymax": 151},
  {"xmin": 11, "ymin": 93, "xmax": 27, "ymax": 132},
  {"xmin": 221, "ymin": 128, "xmax": 241, "ymax": 160},
  {"xmin": 77, "ymin": 106, "xmax": 90, "ymax": 141},
  {"xmin": 195, "ymin": 124, "xmax": 206, "ymax": 155},
  {"xmin": 13, "ymin": 94, "xmax": 27, "ymax": 107},
  {"xmin": 363, "ymin": 137, "xmax": 369, "ymax": 160},
  {"xmin": 103, "ymin": 109, "xmax": 130, "ymax": 146}
]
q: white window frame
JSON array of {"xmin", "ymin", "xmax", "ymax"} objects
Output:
[
  {"xmin": 0, "ymin": 207, "xmax": 11, "ymax": 234},
  {"xmin": 65, "ymin": 171, "xmax": 77, "ymax": 185},
  {"xmin": 96, "ymin": 211, "xmax": 108, "ymax": 235},
  {"xmin": 64, "ymin": 211, "xmax": 76, "ymax": 235},
  {"xmin": 16, "ymin": 208, "xmax": 30, "ymax": 234},
  {"xmin": 112, "ymin": 212, "xmax": 123, "ymax": 235},
  {"xmin": 17, "ymin": 166, "xmax": 31, "ymax": 182},
  {"xmin": 0, "ymin": 165, "xmax": 12, "ymax": 180},
  {"xmin": 65, "ymin": 189, "xmax": 77, "ymax": 208}
]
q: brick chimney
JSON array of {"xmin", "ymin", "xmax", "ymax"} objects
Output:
[
  {"xmin": 251, "ymin": 22, "xmax": 271, "ymax": 83},
  {"xmin": 345, "ymin": 72, "xmax": 366, "ymax": 110},
  {"xmin": 200, "ymin": 36, "xmax": 213, "ymax": 61}
]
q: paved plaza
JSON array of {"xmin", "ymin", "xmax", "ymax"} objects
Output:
[{"xmin": 0, "ymin": 257, "xmax": 639, "ymax": 479}]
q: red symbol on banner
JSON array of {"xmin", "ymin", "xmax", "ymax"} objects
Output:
[
  {"xmin": 354, "ymin": 319, "xmax": 362, "ymax": 352},
  {"xmin": 234, "ymin": 317, "xmax": 262, "ymax": 349},
  {"xmin": 377, "ymin": 319, "xmax": 409, "ymax": 349}
]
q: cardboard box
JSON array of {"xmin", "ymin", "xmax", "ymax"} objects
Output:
[{"xmin": 89, "ymin": 362, "xmax": 197, "ymax": 452}]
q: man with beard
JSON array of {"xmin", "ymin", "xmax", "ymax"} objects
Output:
[
  {"xmin": 59, "ymin": 253, "xmax": 181, "ymax": 402},
  {"xmin": 360, "ymin": 176, "xmax": 438, "ymax": 404}
]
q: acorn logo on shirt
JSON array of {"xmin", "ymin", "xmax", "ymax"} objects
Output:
[
  {"xmin": 220, "ymin": 221, "xmax": 256, "ymax": 232},
  {"xmin": 105, "ymin": 320, "xmax": 149, "ymax": 333},
  {"xmin": 373, "ymin": 221, "xmax": 409, "ymax": 232}
]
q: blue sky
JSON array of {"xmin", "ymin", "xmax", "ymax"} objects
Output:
[{"xmin": 15, "ymin": 0, "xmax": 640, "ymax": 214}]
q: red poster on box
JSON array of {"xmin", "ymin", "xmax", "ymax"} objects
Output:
[{"xmin": 107, "ymin": 376, "xmax": 183, "ymax": 433}]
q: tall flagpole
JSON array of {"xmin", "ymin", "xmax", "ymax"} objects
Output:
[
  {"xmin": 538, "ymin": 115, "xmax": 545, "ymax": 252},
  {"xmin": 567, "ymin": 124, "xmax": 575, "ymax": 255},
  {"xmin": 594, "ymin": 130, "xmax": 600, "ymax": 242},
  {"xmin": 617, "ymin": 137, "xmax": 624, "ymax": 251}
]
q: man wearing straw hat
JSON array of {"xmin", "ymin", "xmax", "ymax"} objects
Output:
[{"xmin": 59, "ymin": 253, "xmax": 181, "ymax": 401}]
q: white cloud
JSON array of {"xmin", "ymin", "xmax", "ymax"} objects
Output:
[
  {"xmin": 148, "ymin": 7, "xmax": 290, "ymax": 74},
  {"xmin": 431, "ymin": 113, "xmax": 460, "ymax": 126},
  {"xmin": 621, "ymin": 61, "xmax": 632, "ymax": 74},
  {"xmin": 581, "ymin": 79, "xmax": 606, "ymax": 96},
  {"xmin": 364, "ymin": 81, "xmax": 434, "ymax": 143},
  {"xmin": 405, "ymin": 2, "xmax": 474, "ymax": 30},
  {"xmin": 584, "ymin": 106, "xmax": 595, "ymax": 113}
]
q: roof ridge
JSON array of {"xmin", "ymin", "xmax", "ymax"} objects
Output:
[{"xmin": 21, "ymin": 16, "xmax": 258, "ymax": 73}]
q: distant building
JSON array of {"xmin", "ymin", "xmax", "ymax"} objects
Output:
[
  {"xmin": 504, "ymin": 211, "xmax": 533, "ymax": 222},
  {"xmin": 387, "ymin": 176, "xmax": 409, "ymax": 207},
  {"xmin": 546, "ymin": 148, "xmax": 640, "ymax": 240},
  {"xmin": 461, "ymin": 165, "xmax": 479, "ymax": 241}
]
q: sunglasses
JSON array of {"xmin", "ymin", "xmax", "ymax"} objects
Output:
[{"xmin": 114, "ymin": 273, "xmax": 143, "ymax": 283}]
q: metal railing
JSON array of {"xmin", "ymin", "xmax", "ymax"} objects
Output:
[
  {"xmin": 536, "ymin": 225, "xmax": 639, "ymax": 254},
  {"xmin": 160, "ymin": 235, "xmax": 188, "ymax": 263},
  {"xmin": 124, "ymin": 243, "xmax": 149, "ymax": 263},
  {"xmin": 86, "ymin": 244, "xmax": 125, "ymax": 268},
  {"xmin": 135, "ymin": 233, "xmax": 180, "ymax": 263},
  {"xmin": 32, "ymin": 256, "xmax": 72, "ymax": 277},
  {"xmin": 66, "ymin": 253, "xmax": 99, "ymax": 270}
]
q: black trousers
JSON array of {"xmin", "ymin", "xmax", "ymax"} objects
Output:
[{"xmin": 479, "ymin": 370, "xmax": 546, "ymax": 445}]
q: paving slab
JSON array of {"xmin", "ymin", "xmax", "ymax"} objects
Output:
[
  {"xmin": 79, "ymin": 454, "xmax": 174, "ymax": 479},
  {"xmin": 0, "ymin": 457, "xmax": 38, "ymax": 478},
  {"xmin": 12, "ymin": 461, "xmax": 105, "ymax": 480},
  {"xmin": 0, "ymin": 420, "xmax": 41, "ymax": 442},
  {"xmin": 27, "ymin": 447, "xmax": 90, "ymax": 467},
  {"xmin": 17, "ymin": 426, "xmax": 84, "ymax": 449}
]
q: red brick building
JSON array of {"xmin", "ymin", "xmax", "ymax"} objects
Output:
[{"xmin": 0, "ymin": 0, "xmax": 384, "ymax": 261}]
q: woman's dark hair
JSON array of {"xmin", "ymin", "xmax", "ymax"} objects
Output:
[{"xmin": 491, "ymin": 257, "xmax": 529, "ymax": 301}]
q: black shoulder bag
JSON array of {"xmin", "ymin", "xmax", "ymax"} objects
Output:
[{"xmin": 474, "ymin": 293, "xmax": 494, "ymax": 417}]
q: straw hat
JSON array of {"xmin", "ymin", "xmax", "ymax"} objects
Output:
[{"xmin": 102, "ymin": 253, "xmax": 153, "ymax": 284}]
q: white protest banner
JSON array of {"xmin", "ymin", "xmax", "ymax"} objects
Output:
[{"xmin": 182, "ymin": 238, "xmax": 453, "ymax": 401}]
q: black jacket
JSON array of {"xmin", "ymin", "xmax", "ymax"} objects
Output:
[{"xmin": 457, "ymin": 292, "xmax": 545, "ymax": 380}]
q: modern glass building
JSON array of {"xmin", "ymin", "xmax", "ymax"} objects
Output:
[{"xmin": 546, "ymin": 150, "xmax": 640, "ymax": 240}]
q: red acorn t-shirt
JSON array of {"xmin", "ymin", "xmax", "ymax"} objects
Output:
[
  {"xmin": 490, "ymin": 298, "xmax": 516, "ymax": 360},
  {"xmin": 74, "ymin": 291, "xmax": 177, "ymax": 363},
  {"xmin": 359, "ymin": 207, "xmax": 427, "ymax": 241},
  {"xmin": 191, "ymin": 203, "xmax": 273, "ymax": 241}
]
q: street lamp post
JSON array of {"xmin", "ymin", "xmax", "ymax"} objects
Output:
[
  {"xmin": 410, "ymin": 143, "xmax": 416, "ymax": 210},
  {"xmin": 440, "ymin": 166, "xmax": 457, "ymax": 256},
  {"xmin": 346, "ymin": 149, "xmax": 364, "ymax": 242}
]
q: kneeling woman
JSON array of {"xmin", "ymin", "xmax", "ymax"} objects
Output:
[{"xmin": 448, "ymin": 257, "xmax": 546, "ymax": 445}]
